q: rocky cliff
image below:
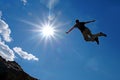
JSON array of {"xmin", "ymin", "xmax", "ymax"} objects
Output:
[{"xmin": 0, "ymin": 56, "xmax": 38, "ymax": 80}]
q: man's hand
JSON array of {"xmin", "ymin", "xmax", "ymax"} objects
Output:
[
  {"xmin": 92, "ymin": 20, "xmax": 96, "ymax": 22},
  {"xmin": 66, "ymin": 32, "xmax": 69, "ymax": 34}
]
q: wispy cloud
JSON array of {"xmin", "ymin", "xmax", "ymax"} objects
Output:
[
  {"xmin": 40, "ymin": 0, "xmax": 59, "ymax": 9},
  {"xmin": 0, "ymin": 12, "xmax": 12, "ymax": 42},
  {"xmin": 21, "ymin": 0, "xmax": 27, "ymax": 5},
  {"xmin": 48, "ymin": 0, "xmax": 59, "ymax": 9},
  {"xmin": 13, "ymin": 47, "xmax": 39, "ymax": 61},
  {"xmin": 0, "ymin": 41, "xmax": 15, "ymax": 61},
  {"xmin": 40, "ymin": 0, "xmax": 60, "ymax": 21}
]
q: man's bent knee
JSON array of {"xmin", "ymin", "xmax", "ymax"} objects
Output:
[{"xmin": 84, "ymin": 37, "xmax": 94, "ymax": 42}]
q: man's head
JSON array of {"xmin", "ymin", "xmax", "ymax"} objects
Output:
[{"xmin": 76, "ymin": 19, "xmax": 79, "ymax": 23}]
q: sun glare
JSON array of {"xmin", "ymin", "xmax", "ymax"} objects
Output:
[
  {"xmin": 24, "ymin": 17, "xmax": 61, "ymax": 44},
  {"xmin": 38, "ymin": 21, "xmax": 58, "ymax": 42},
  {"xmin": 41, "ymin": 25, "xmax": 55, "ymax": 37}
]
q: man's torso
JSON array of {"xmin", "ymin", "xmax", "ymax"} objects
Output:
[{"xmin": 74, "ymin": 22, "xmax": 87, "ymax": 32}]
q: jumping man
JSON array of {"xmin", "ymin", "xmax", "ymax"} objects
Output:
[{"xmin": 66, "ymin": 19, "xmax": 107, "ymax": 45}]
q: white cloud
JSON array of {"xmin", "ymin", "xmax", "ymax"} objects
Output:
[
  {"xmin": 0, "ymin": 11, "xmax": 38, "ymax": 62},
  {"xmin": 21, "ymin": 0, "xmax": 27, "ymax": 5},
  {"xmin": 0, "ymin": 11, "xmax": 14, "ymax": 61},
  {"xmin": 0, "ymin": 41, "xmax": 15, "ymax": 61},
  {"xmin": 0, "ymin": 12, "xmax": 12, "ymax": 42},
  {"xmin": 13, "ymin": 47, "xmax": 39, "ymax": 61}
]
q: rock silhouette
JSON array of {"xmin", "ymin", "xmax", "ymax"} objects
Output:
[{"xmin": 0, "ymin": 56, "xmax": 38, "ymax": 80}]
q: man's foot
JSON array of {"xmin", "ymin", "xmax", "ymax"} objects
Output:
[
  {"xmin": 100, "ymin": 32, "xmax": 107, "ymax": 37},
  {"xmin": 94, "ymin": 37, "xmax": 99, "ymax": 45}
]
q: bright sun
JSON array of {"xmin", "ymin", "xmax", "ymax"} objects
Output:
[
  {"xmin": 24, "ymin": 18, "xmax": 61, "ymax": 44},
  {"xmin": 39, "ymin": 21, "xmax": 57, "ymax": 41},
  {"xmin": 41, "ymin": 25, "xmax": 55, "ymax": 37}
]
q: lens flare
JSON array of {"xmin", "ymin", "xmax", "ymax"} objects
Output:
[
  {"xmin": 40, "ymin": 23, "xmax": 55, "ymax": 38},
  {"xmin": 21, "ymin": 16, "xmax": 62, "ymax": 46}
]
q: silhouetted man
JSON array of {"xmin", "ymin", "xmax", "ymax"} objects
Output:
[{"xmin": 66, "ymin": 19, "xmax": 107, "ymax": 45}]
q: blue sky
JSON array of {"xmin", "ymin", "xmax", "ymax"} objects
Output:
[{"xmin": 0, "ymin": 0, "xmax": 120, "ymax": 80}]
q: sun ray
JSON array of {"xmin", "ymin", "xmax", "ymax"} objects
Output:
[
  {"xmin": 40, "ymin": 22, "xmax": 55, "ymax": 39},
  {"xmin": 21, "ymin": 15, "xmax": 64, "ymax": 48}
]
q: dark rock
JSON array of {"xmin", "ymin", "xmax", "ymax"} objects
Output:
[{"xmin": 0, "ymin": 56, "xmax": 38, "ymax": 80}]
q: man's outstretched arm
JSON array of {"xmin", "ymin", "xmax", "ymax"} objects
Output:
[
  {"xmin": 85, "ymin": 20, "xmax": 96, "ymax": 24},
  {"xmin": 66, "ymin": 26, "xmax": 75, "ymax": 34}
]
